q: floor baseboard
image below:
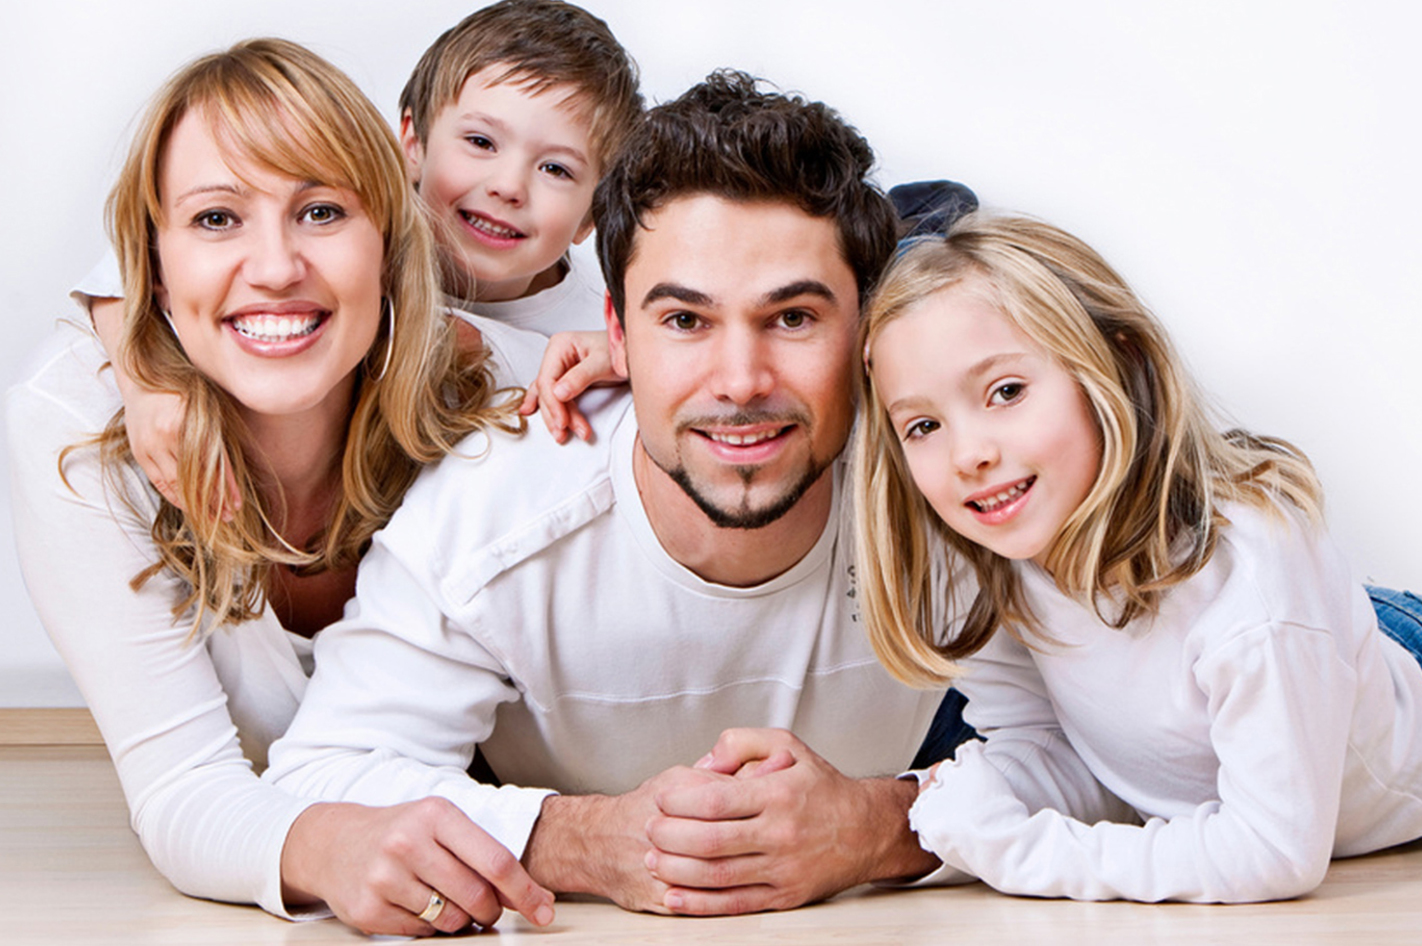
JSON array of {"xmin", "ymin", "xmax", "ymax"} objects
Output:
[{"xmin": 0, "ymin": 707, "xmax": 102, "ymax": 746}]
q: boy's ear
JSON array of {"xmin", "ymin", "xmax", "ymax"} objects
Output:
[
  {"xmin": 398, "ymin": 111, "xmax": 425, "ymax": 186},
  {"xmin": 605, "ymin": 292, "xmax": 629, "ymax": 379},
  {"xmin": 573, "ymin": 214, "xmax": 595, "ymax": 245}
]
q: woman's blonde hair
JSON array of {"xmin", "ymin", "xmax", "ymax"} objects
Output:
[
  {"xmin": 84, "ymin": 38, "xmax": 520, "ymax": 633},
  {"xmin": 853, "ymin": 213, "xmax": 1322, "ymax": 686}
]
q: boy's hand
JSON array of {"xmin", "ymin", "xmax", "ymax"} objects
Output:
[
  {"xmin": 518, "ymin": 330, "xmax": 623, "ymax": 444},
  {"xmin": 91, "ymin": 297, "xmax": 239, "ymax": 519}
]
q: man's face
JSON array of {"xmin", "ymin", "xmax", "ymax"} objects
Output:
[{"xmin": 609, "ymin": 194, "xmax": 860, "ymax": 529}]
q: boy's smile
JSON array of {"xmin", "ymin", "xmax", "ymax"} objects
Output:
[{"xmin": 402, "ymin": 64, "xmax": 597, "ymax": 303}]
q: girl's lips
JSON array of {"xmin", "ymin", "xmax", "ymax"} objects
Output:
[{"xmin": 965, "ymin": 475, "xmax": 1036, "ymax": 525}]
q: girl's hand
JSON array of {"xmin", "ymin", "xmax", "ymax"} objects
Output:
[
  {"xmin": 92, "ymin": 297, "xmax": 239, "ymax": 519},
  {"xmin": 518, "ymin": 330, "xmax": 622, "ymax": 444},
  {"xmin": 280, "ymin": 799, "xmax": 556, "ymax": 936}
]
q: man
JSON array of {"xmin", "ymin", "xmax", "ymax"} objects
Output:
[{"xmin": 267, "ymin": 71, "xmax": 950, "ymax": 920}]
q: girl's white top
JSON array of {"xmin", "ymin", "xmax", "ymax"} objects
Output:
[
  {"xmin": 6, "ymin": 307, "xmax": 544, "ymax": 916},
  {"xmin": 913, "ymin": 501, "xmax": 1422, "ymax": 902}
]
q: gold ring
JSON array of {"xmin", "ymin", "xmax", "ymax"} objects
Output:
[{"xmin": 417, "ymin": 891, "xmax": 446, "ymax": 923}]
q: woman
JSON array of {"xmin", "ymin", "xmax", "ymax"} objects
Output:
[{"xmin": 7, "ymin": 39, "xmax": 553, "ymax": 935}]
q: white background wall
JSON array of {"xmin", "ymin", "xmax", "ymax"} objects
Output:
[{"xmin": 3, "ymin": 0, "xmax": 1419, "ymax": 705}]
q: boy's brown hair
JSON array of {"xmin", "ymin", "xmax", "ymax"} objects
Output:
[{"xmin": 399, "ymin": 0, "xmax": 643, "ymax": 169}]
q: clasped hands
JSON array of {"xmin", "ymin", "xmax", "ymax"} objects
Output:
[{"xmin": 523, "ymin": 727, "xmax": 936, "ymax": 916}]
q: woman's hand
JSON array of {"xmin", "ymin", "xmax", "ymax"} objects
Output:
[
  {"xmin": 518, "ymin": 330, "xmax": 622, "ymax": 444},
  {"xmin": 280, "ymin": 799, "xmax": 555, "ymax": 936}
]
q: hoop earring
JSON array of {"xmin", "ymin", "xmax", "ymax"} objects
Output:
[
  {"xmin": 369, "ymin": 297, "xmax": 395, "ymax": 382},
  {"xmin": 161, "ymin": 309, "xmax": 180, "ymax": 336}
]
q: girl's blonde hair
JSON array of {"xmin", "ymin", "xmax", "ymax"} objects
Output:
[
  {"xmin": 852, "ymin": 213, "xmax": 1322, "ymax": 686},
  {"xmin": 83, "ymin": 38, "xmax": 521, "ymax": 633}
]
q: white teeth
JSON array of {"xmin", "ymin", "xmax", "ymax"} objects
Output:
[
  {"xmin": 231, "ymin": 313, "xmax": 321, "ymax": 343},
  {"xmin": 971, "ymin": 478, "xmax": 1033, "ymax": 512},
  {"xmin": 708, "ymin": 429, "xmax": 779, "ymax": 446},
  {"xmin": 462, "ymin": 212, "xmax": 521, "ymax": 239}
]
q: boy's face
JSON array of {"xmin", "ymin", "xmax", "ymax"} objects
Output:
[{"xmin": 402, "ymin": 65, "xmax": 598, "ymax": 303}]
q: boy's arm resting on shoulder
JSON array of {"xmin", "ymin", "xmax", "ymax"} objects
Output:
[
  {"xmin": 518, "ymin": 329, "xmax": 620, "ymax": 444},
  {"xmin": 263, "ymin": 536, "xmax": 555, "ymax": 860}
]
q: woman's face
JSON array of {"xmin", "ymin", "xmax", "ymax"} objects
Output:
[{"xmin": 153, "ymin": 109, "xmax": 386, "ymax": 425}]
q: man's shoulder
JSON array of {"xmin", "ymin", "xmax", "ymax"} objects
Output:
[{"xmin": 375, "ymin": 387, "xmax": 635, "ymax": 594}]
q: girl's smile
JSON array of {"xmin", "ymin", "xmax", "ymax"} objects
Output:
[{"xmin": 869, "ymin": 276, "xmax": 1100, "ymax": 567}]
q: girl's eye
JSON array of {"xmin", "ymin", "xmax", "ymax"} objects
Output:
[
  {"xmin": 540, "ymin": 162, "xmax": 573, "ymax": 180},
  {"xmin": 990, "ymin": 382, "xmax": 1025, "ymax": 405},
  {"xmin": 903, "ymin": 418, "xmax": 940, "ymax": 441},
  {"xmin": 300, "ymin": 203, "xmax": 345, "ymax": 225},
  {"xmin": 194, "ymin": 210, "xmax": 235, "ymax": 231}
]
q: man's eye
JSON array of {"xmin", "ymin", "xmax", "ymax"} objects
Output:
[
  {"xmin": 672, "ymin": 312, "xmax": 699, "ymax": 330},
  {"xmin": 779, "ymin": 310, "xmax": 810, "ymax": 329}
]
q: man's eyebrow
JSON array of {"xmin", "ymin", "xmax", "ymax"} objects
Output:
[
  {"xmin": 760, "ymin": 280, "xmax": 838, "ymax": 306},
  {"xmin": 641, "ymin": 283, "xmax": 714, "ymax": 309}
]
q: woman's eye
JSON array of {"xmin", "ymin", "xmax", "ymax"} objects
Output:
[
  {"xmin": 301, "ymin": 203, "xmax": 345, "ymax": 225},
  {"xmin": 990, "ymin": 382, "xmax": 1025, "ymax": 405},
  {"xmin": 194, "ymin": 210, "xmax": 235, "ymax": 230}
]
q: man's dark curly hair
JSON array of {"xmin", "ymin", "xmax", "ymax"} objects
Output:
[{"xmin": 594, "ymin": 69, "xmax": 897, "ymax": 321}]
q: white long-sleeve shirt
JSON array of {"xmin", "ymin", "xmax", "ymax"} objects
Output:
[
  {"xmin": 265, "ymin": 390, "xmax": 946, "ymax": 859},
  {"xmin": 6, "ymin": 312, "xmax": 546, "ymax": 915},
  {"xmin": 911, "ymin": 502, "xmax": 1422, "ymax": 902}
]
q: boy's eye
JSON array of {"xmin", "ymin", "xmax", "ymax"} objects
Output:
[
  {"xmin": 300, "ymin": 203, "xmax": 345, "ymax": 225},
  {"xmin": 465, "ymin": 135, "xmax": 494, "ymax": 151},
  {"xmin": 194, "ymin": 210, "xmax": 236, "ymax": 231},
  {"xmin": 539, "ymin": 162, "xmax": 573, "ymax": 180},
  {"xmin": 989, "ymin": 382, "xmax": 1025, "ymax": 405}
]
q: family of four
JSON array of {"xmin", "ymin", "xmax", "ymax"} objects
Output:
[{"xmin": 10, "ymin": 0, "xmax": 1422, "ymax": 937}]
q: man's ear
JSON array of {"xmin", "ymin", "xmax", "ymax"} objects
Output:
[
  {"xmin": 398, "ymin": 112, "xmax": 424, "ymax": 186},
  {"xmin": 605, "ymin": 292, "xmax": 629, "ymax": 379}
]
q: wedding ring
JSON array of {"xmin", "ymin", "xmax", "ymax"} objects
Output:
[{"xmin": 417, "ymin": 890, "xmax": 446, "ymax": 923}]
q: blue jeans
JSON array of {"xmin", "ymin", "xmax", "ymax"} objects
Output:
[{"xmin": 910, "ymin": 585, "xmax": 1422, "ymax": 768}]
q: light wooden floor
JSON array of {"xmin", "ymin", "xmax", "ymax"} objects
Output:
[{"xmin": 4, "ymin": 743, "xmax": 1422, "ymax": 945}]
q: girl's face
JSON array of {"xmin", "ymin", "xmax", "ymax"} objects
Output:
[
  {"xmin": 153, "ymin": 109, "xmax": 386, "ymax": 425},
  {"xmin": 870, "ymin": 279, "xmax": 1101, "ymax": 567}
]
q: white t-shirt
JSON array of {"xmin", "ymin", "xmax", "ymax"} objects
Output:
[
  {"xmin": 911, "ymin": 502, "xmax": 1422, "ymax": 902},
  {"xmin": 264, "ymin": 389, "xmax": 946, "ymax": 859},
  {"xmin": 6, "ymin": 309, "xmax": 546, "ymax": 916},
  {"xmin": 457, "ymin": 239, "xmax": 606, "ymax": 336}
]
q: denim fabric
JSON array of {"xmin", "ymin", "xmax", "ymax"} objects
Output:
[
  {"xmin": 908, "ymin": 587, "xmax": 1422, "ymax": 768},
  {"xmin": 911, "ymin": 688, "xmax": 980, "ymax": 768},
  {"xmin": 1369, "ymin": 585, "xmax": 1422, "ymax": 667}
]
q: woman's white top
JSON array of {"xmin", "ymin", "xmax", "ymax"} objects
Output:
[
  {"xmin": 6, "ymin": 310, "xmax": 544, "ymax": 916},
  {"xmin": 912, "ymin": 502, "xmax": 1422, "ymax": 902}
]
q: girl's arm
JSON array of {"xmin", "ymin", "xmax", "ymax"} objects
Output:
[{"xmin": 916, "ymin": 622, "xmax": 1350, "ymax": 902}]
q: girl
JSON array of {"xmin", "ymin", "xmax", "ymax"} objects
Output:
[
  {"xmin": 7, "ymin": 39, "xmax": 553, "ymax": 934},
  {"xmin": 852, "ymin": 213, "xmax": 1422, "ymax": 902}
]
